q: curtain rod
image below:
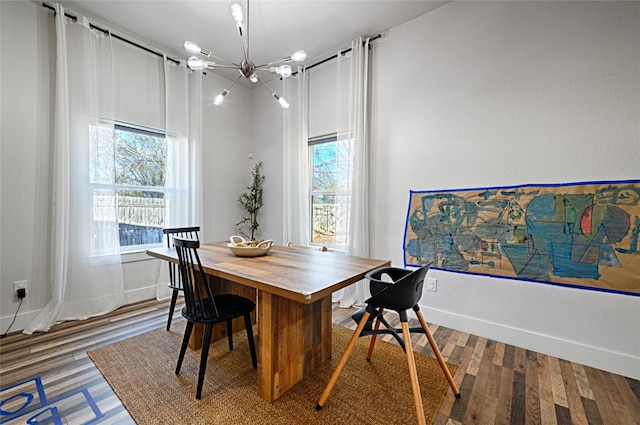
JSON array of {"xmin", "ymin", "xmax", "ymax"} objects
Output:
[
  {"xmin": 294, "ymin": 33, "xmax": 382, "ymax": 76},
  {"xmin": 41, "ymin": 2, "xmax": 181, "ymax": 66}
]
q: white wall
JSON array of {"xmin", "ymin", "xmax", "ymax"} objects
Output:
[
  {"xmin": 201, "ymin": 72, "xmax": 255, "ymax": 243},
  {"xmin": 113, "ymin": 39, "xmax": 164, "ymax": 130},
  {"xmin": 308, "ymin": 60, "xmax": 338, "ymax": 139},
  {"xmin": 249, "ymin": 81, "xmax": 284, "ymax": 244},
  {"xmin": 1, "ymin": 1, "xmax": 55, "ymax": 333},
  {"xmin": 369, "ymin": 1, "xmax": 639, "ymax": 378},
  {"xmin": 0, "ymin": 1, "xmax": 251, "ymax": 332},
  {"xmin": 251, "ymin": 1, "xmax": 640, "ymax": 379}
]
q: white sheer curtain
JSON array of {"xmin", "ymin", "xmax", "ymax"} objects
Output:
[
  {"xmin": 282, "ymin": 66, "xmax": 311, "ymax": 245},
  {"xmin": 333, "ymin": 36, "xmax": 372, "ymax": 308},
  {"xmin": 25, "ymin": 4, "xmax": 124, "ymax": 333},
  {"xmin": 156, "ymin": 59, "xmax": 203, "ymax": 300}
]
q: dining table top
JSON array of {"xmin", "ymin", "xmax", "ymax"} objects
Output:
[{"xmin": 146, "ymin": 241, "xmax": 391, "ymax": 304}]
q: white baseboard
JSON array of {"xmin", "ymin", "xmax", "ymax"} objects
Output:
[
  {"xmin": 419, "ymin": 305, "xmax": 640, "ymax": 380},
  {"xmin": 122, "ymin": 285, "xmax": 159, "ymax": 305},
  {"xmin": 1, "ymin": 285, "xmax": 160, "ymax": 336},
  {"xmin": 1, "ymin": 308, "xmax": 38, "ymax": 336}
]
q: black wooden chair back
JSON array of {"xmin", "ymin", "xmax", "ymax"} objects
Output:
[
  {"xmin": 162, "ymin": 226, "xmax": 200, "ymax": 330},
  {"xmin": 173, "ymin": 237, "xmax": 218, "ymax": 321}
]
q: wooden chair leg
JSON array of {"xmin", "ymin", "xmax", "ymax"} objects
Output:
[
  {"xmin": 316, "ymin": 310, "xmax": 370, "ymax": 410},
  {"xmin": 196, "ymin": 323, "xmax": 213, "ymax": 400},
  {"xmin": 415, "ymin": 310, "xmax": 460, "ymax": 397},
  {"xmin": 366, "ymin": 308, "xmax": 384, "ymax": 361},
  {"xmin": 401, "ymin": 322, "xmax": 426, "ymax": 425},
  {"xmin": 176, "ymin": 321, "xmax": 194, "ymax": 374},
  {"xmin": 166, "ymin": 289, "xmax": 179, "ymax": 331}
]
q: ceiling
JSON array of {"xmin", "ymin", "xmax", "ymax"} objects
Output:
[{"xmin": 56, "ymin": 0, "xmax": 448, "ymax": 85}]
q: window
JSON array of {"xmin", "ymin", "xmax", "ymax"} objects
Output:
[
  {"xmin": 90, "ymin": 123, "xmax": 167, "ymax": 252},
  {"xmin": 309, "ymin": 135, "xmax": 354, "ymax": 248}
]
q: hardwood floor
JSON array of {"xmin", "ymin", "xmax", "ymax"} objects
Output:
[{"xmin": 1, "ymin": 299, "xmax": 638, "ymax": 424}]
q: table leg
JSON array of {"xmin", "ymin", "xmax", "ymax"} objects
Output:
[{"xmin": 257, "ymin": 291, "xmax": 332, "ymax": 402}]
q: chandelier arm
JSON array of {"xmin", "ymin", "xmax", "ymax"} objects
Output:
[
  {"xmin": 224, "ymin": 75, "xmax": 244, "ymax": 92},
  {"xmin": 236, "ymin": 0, "xmax": 249, "ymax": 64},
  {"xmin": 255, "ymin": 76, "xmax": 274, "ymax": 94},
  {"xmin": 212, "ymin": 64, "xmax": 243, "ymax": 70},
  {"xmin": 255, "ymin": 58, "xmax": 288, "ymax": 68},
  {"xmin": 208, "ymin": 54, "xmax": 239, "ymax": 68},
  {"xmin": 240, "ymin": 36, "xmax": 250, "ymax": 64},
  {"xmin": 256, "ymin": 77, "xmax": 285, "ymax": 99}
]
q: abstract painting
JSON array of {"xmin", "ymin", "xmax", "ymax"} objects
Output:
[{"xmin": 404, "ymin": 180, "xmax": 640, "ymax": 295}]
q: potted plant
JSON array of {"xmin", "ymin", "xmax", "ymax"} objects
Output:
[{"xmin": 235, "ymin": 161, "xmax": 264, "ymax": 242}]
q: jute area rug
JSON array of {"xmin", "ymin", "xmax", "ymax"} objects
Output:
[{"xmin": 88, "ymin": 321, "xmax": 456, "ymax": 424}]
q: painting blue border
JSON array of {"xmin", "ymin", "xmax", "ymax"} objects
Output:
[{"xmin": 403, "ymin": 179, "xmax": 640, "ymax": 297}]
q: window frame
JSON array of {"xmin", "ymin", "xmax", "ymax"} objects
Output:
[
  {"xmin": 90, "ymin": 122, "xmax": 168, "ymax": 254},
  {"xmin": 308, "ymin": 134, "xmax": 353, "ymax": 250}
]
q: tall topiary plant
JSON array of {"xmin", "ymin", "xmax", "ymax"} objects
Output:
[{"xmin": 236, "ymin": 161, "xmax": 264, "ymax": 241}]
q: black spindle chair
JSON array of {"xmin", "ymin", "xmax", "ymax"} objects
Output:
[
  {"xmin": 173, "ymin": 237, "xmax": 258, "ymax": 400},
  {"xmin": 162, "ymin": 226, "xmax": 200, "ymax": 330}
]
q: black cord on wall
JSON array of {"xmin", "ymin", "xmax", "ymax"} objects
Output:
[{"xmin": 0, "ymin": 298, "xmax": 24, "ymax": 338}]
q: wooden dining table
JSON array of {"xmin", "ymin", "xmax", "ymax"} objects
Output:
[{"xmin": 146, "ymin": 241, "xmax": 390, "ymax": 402}]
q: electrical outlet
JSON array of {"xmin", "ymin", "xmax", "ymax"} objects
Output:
[
  {"xmin": 427, "ymin": 277, "xmax": 437, "ymax": 292},
  {"xmin": 14, "ymin": 280, "xmax": 28, "ymax": 295}
]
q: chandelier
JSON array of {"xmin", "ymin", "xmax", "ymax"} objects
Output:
[{"xmin": 184, "ymin": 1, "xmax": 307, "ymax": 109}]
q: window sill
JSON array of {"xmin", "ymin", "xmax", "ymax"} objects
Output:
[{"xmin": 121, "ymin": 250, "xmax": 155, "ymax": 264}]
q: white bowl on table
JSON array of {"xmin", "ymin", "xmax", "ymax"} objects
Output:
[{"xmin": 227, "ymin": 235, "xmax": 274, "ymax": 257}]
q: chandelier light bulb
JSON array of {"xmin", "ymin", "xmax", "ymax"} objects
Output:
[
  {"xmin": 290, "ymin": 50, "xmax": 307, "ymax": 62},
  {"xmin": 230, "ymin": 3, "xmax": 244, "ymax": 26},
  {"xmin": 273, "ymin": 93, "xmax": 290, "ymax": 109},
  {"xmin": 184, "ymin": 41, "xmax": 201, "ymax": 54},
  {"xmin": 187, "ymin": 56, "xmax": 206, "ymax": 70},
  {"xmin": 272, "ymin": 65, "xmax": 292, "ymax": 78},
  {"xmin": 249, "ymin": 73, "xmax": 259, "ymax": 83},
  {"xmin": 213, "ymin": 90, "xmax": 229, "ymax": 106},
  {"xmin": 279, "ymin": 97, "xmax": 290, "ymax": 109}
]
